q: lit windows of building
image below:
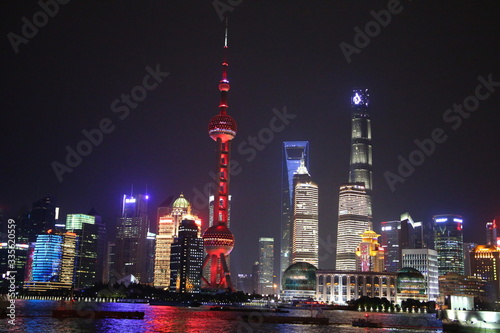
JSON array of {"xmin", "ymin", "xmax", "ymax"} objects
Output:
[
  {"xmin": 402, "ymin": 248, "xmax": 439, "ymax": 301},
  {"xmin": 470, "ymin": 245, "xmax": 500, "ymax": 299},
  {"xmin": 258, "ymin": 237, "xmax": 274, "ymax": 295},
  {"xmin": 335, "ymin": 183, "xmax": 371, "ymax": 271},
  {"xmin": 291, "ymin": 158, "xmax": 318, "ymax": 267},
  {"xmin": 433, "ymin": 215, "xmax": 464, "ymax": 276},
  {"xmin": 316, "ymin": 270, "xmax": 397, "ymax": 305},
  {"xmin": 169, "ymin": 219, "xmax": 204, "ymax": 293}
]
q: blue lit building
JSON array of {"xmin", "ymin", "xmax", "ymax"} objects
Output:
[
  {"xmin": 31, "ymin": 234, "xmax": 63, "ymax": 282},
  {"xmin": 434, "ymin": 214, "xmax": 464, "ymax": 275},
  {"xmin": 281, "ymin": 141, "xmax": 309, "ymax": 283}
]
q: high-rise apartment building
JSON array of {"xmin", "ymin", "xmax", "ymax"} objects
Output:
[
  {"xmin": 115, "ymin": 194, "xmax": 150, "ymax": 282},
  {"xmin": 281, "ymin": 141, "xmax": 309, "ymax": 280},
  {"xmin": 291, "ymin": 159, "xmax": 318, "ymax": 267},
  {"xmin": 258, "ymin": 237, "xmax": 275, "ymax": 295},
  {"xmin": 335, "ymin": 183, "xmax": 371, "ymax": 270},
  {"xmin": 434, "ymin": 214, "xmax": 464, "ymax": 276},
  {"xmin": 402, "ymin": 248, "xmax": 439, "ymax": 301},
  {"xmin": 169, "ymin": 219, "xmax": 204, "ymax": 293}
]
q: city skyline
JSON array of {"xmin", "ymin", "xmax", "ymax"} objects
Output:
[{"xmin": 1, "ymin": 2, "xmax": 499, "ymax": 275}]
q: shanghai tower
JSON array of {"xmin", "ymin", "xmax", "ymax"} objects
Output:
[
  {"xmin": 348, "ymin": 89, "xmax": 372, "ymax": 193},
  {"xmin": 201, "ymin": 23, "xmax": 236, "ymax": 291},
  {"xmin": 335, "ymin": 89, "xmax": 373, "ymax": 271}
]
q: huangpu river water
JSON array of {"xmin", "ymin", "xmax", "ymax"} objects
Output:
[{"xmin": 3, "ymin": 300, "xmax": 443, "ymax": 332}]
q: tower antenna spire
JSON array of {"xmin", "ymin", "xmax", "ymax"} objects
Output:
[{"xmin": 224, "ymin": 17, "xmax": 228, "ymax": 48}]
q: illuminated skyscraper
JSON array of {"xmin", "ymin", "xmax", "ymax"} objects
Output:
[
  {"xmin": 486, "ymin": 219, "xmax": 499, "ymax": 246},
  {"xmin": 335, "ymin": 89, "xmax": 373, "ymax": 271},
  {"xmin": 291, "ymin": 159, "xmax": 318, "ymax": 267},
  {"xmin": 87, "ymin": 207, "xmax": 107, "ymax": 283},
  {"xmin": 356, "ymin": 230, "xmax": 384, "ymax": 272},
  {"xmin": 169, "ymin": 218, "xmax": 204, "ymax": 293},
  {"xmin": 258, "ymin": 237, "xmax": 275, "ymax": 295},
  {"xmin": 433, "ymin": 214, "xmax": 464, "ymax": 275},
  {"xmin": 335, "ymin": 183, "xmax": 372, "ymax": 270},
  {"xmin": 25, "ymin": 231, "xmax": 76, "ymax": 291},
  {"xmin": 281, "ymin": 141, "xmax": 309, "ymax": 280},
  {"xmin": 154, "ymin": 194, "xmax": 201, "ymax": 288},
  {"xmin": 115, "ymin": 193, "xmax": 150, "ymax": 282},
  {"xmin": 201, "ymin": 24, "xmax": 237, "ymax": 291},
  {"xmin": 470, "ymin": 245, "xmax": 500, "ymax": 299},
  {"xmin": 348, "ymin": 89, "xmax": 372, "ymax": 193},
  {"xmin": 66, "ymin": 214, "xmax": 98, "ymax": 289}
]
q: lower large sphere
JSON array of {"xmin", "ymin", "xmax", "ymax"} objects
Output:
[{"xmin": 203, "ymin": 224, "xmax": 234, "ymax": 256}]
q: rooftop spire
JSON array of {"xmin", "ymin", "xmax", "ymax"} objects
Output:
[
  {"xmin": 218, "ymin": 19, "xmax": 230, "ymax": 115},
  {"xmin": 224, "ymin": 17, "xmax": 228, "ymax": 48}
]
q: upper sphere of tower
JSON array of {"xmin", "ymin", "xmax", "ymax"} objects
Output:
[
  {"xmin": 172, "ymin": 194, "xmax": 190, "ymax": 209},
  {"xmin": 208, "ymin": 114, "xmax": 237, "ymax": 142}
]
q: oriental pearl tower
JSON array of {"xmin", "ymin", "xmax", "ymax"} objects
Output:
[{"xmin": 201, "ymin": 23, "xmax": 236, "ymax": 291}]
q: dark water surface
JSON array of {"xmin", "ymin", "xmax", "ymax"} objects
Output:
[{"xmin": 2, "ymin": 300, "xmax": 443, "ymax": 332}]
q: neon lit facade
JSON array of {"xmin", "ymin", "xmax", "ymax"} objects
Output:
[
  {"xmin": 356, "ymin": 230, "xmax": 384, "ymax": 272},
  {"xmin": 291, "ymin": 159, "xmax": 318, "ymax": 267},
  {"xmin": 280, "ymin": 141, "xmax": 309, "ymax": 283},
  {"xmin": 66, "ymin": 214, "xmax": 95, "ymax": 230},
  {"xmin": 433, "ymin": 214, "xmax": 464, "ymax": 275},
  {"xmin": 31, "ymin": 234, "xmax": 63, "ymax": 282},
  {"xmin": 201, "ymin": 25, "xmax": 237, "ymax": 291}
]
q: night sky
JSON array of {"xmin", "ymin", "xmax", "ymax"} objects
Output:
[{"xmin": 1, "ymin": 1, "xmax": 499, "ymax": 275}]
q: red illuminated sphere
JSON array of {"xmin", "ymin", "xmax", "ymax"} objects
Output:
[
  {"xmin": 208, "ymin": 114, "xmax": 237, "ymax": 142},
  {"xmin": 203, "ymin": 224, "xmax": 235, "ymax": 256}
]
